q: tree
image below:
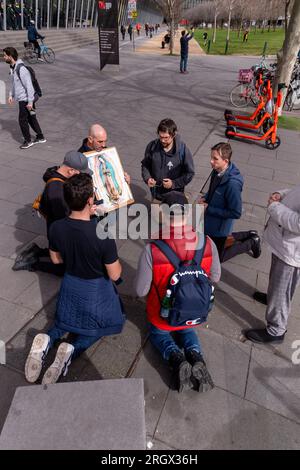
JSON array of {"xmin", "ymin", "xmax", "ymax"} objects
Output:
[
  {"xmin": 224, "ymin": 0, "xmax": 237, "ymax": 41},
  {"xmin": 273, "ymin": 0, "xmax": 300, "ymax": 113},
  {"xmin": 154, "ymin": 0, "xmax": 183, "ymax": 55},
  {"xmin": 212, "ymin": 0, "xmax": 223, "ymax": 43}
]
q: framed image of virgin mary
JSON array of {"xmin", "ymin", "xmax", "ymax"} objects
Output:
[{"xmin": 84, "ymin": 147, "xmax": 134, "ymax": 213}]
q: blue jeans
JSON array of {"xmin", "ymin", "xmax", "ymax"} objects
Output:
[
  {"xmin": 47, "ymin": 324, "xmax": 102, "ymax": 359},
  {"xmin": 180, "ymin": 55, "xmax": 188, "ymax": 72},
  {"xmin": 149, "ymin": 324, "xmax": 202, "ymax": 361}
]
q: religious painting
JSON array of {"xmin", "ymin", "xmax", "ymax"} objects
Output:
[{"xmin": 84, "ymin": 147, "xmax": 134, "ymax": 213}]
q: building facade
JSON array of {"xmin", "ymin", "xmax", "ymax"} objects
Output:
[{"xmin": 0, "ymin": 0, "xmax": 162, "ymax": 31}]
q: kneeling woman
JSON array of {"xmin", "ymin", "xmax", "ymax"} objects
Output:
[{"xmin": 25, "ymin": 172, "xmax": 125, "ymax": 384}]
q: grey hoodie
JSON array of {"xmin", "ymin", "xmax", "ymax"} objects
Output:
[
  {"xmin": 264, "ymin": 185, "xmax": 300, "ymax": 268},
  {"xmin": 9, "ymin": 59, "xmax": 35, "ymax": 105}
]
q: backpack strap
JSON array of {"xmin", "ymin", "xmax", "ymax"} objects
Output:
[
  {"xmin": 151, "ymin": 240, "xmax": 181, "ymax": 269},
  {"xmin": 15, "ymin": 63, "xmax": 26, "ymax": 90},
  {"xmin": 192, "ymin": 237, "xmax": 207, "ymax": 266},
  {"xmin": 178, "ymin": 142, "xmax": 185, "ymax": 164},
  {"xmin": 45, "ymin": 177, "xmax": 65, "ymax": 186}
]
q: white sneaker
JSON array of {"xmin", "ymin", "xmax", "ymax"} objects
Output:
[
  {"xmin": 25, "ymin": 333, "xmax": 50, "ymax": 383},
  {"xmin": 37, "ymin": 57, "xmax": 44, "ymax": 62},
  {"xmin": 42, "ymin": 342, "xmax": 74, "ymax": 384}
]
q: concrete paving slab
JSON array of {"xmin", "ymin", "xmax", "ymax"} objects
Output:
[
  {"xmin": 245, "ymin": 347, "xmax": 300, "ymax": 424},
  {"xmin": 154, "ymin": 388, "xmax": 300, "ymax": 450},
  {"xmin": 79, "ymin": 339, "xmax": 136, "ymax": 380},
  {"xmin": 0, "ymin": 379, "xmax": 146, "ymax": 450},
  {"xmin": 0, "ymin": 224, "xmax": 36, "ymax": 258},
  {"xmin": 131, "ymin": 341, "xmax": 171, "ymax": 437},
  {"xmin": 0, "ymin": 256, "xmax": 37, "ymax": 302},
  {"xmin": 248, "ymin": 154, "xmax": 298, "ymax": 173},
  {"xmin": 242, "ymin": 188, "xmax": 270, "ymax": 207},
  {"xmin": 217, "ymin": 262, "xmax": 258, "ymax": 302},
  {"xmin": 0, "ymin": 299, "xmax": 35, "ymax": 344},
  {"xmin": 237, "ymin": 163, "xmax": 274, "ymax": 180},
  {"xmin": 0, "ymin": 366, "xmax": 29, "ymax": 434},
  {"xmin": 13, "ymin": 273, "xmax": 60, "ymax": 312}
]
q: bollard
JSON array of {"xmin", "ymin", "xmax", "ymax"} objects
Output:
[
  {"xmin": 224, "ymin": 39, "xmax": 229, "ymax": 55},
  {"xmin": 262, "ymin": 41, "xmax": 268, "ymax": 57},
  {"xmin": 207, "ymin": 39, "xmax": 211, "ymax": 54}
]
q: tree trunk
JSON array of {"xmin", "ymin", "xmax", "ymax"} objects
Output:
[
  {"xmin": 273, "ymin": 0, "xmax": 300, "ymax": 114},
  {"xmin": 169, "ymin": 16, "xmax": 175, "ymax": 55},
  {"xmin": 213, "ymin": 11, "xmax": 217, "ymax": 43},
  {"xmin": 227, "ymin": 7, "xmax": 232, "ymax": 41},
  {"xmin": 285, "ymin": 0, "xmax": 290, "ymax": 36}
]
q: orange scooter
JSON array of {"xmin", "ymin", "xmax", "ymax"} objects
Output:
[
  {"xmin": 225, "ymin": 84, "xmax": 285, "ymax": 150},
  {"xmin": 225, "ymin": 80, "xmax": 273, "ymax": 132}
]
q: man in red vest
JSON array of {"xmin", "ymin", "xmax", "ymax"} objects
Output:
[{"xmin": 135, "ymin": 191, "xmax": 221, "ymax": 393}]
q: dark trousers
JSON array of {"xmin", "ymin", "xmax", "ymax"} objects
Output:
[
  {"xmin": 29, "ymin": 39, "xmax": 41, "ymax": 57},
  {"xmin": 211, "ymin": 231, "xmax": 253, "ymax": 263},
  {"xmin": 18, "ymin": 101, "xmax": 43, "ymax": 142}
]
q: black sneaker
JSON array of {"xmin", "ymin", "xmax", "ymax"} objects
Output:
[
  {"xmin": 20, "ymin": 141, "xmax": 34, "ymax": 149},
  {"xmin": 186, "ymin": 350, "xmax": 214, "ymax": 392},
  {"xmin": 250, "ymin": 234, "xmax": 261, "ymax": 258},
  {"xmin": 253, "ymin": 291, "xmax": 267, "ymax": 305},
  {"xmin": 33, "ymin": 137, "xmax": 47, "ymax": 144},
  {"xmin": 168, "ymin": 351, "xmax": 192, "ymax": 393},
  {"xmin": 12, "ymin": 243, "xmax": 41, "ymax": 271},
  {"xmin": 245, "ymin": 328, "xmax": 285, "ymax": 344}
]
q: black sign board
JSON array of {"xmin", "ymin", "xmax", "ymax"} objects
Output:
[{"xmin": 98, "ymin": 0, "xmax": 119, "ymax": 70}]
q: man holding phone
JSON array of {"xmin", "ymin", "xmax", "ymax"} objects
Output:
[{"xmin": 141, "ymin": 118, "xmax": 194, "ymax": 203}]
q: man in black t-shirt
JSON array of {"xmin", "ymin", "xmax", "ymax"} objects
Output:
[
  {"xmin": 12, "ymin": 150, "xmax": 92, "ymax": 273},
  {"xmin": 24, "ymin": 173, "xmax": 124, "ymax": 384}
]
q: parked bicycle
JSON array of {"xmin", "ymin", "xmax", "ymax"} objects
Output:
[{"xmin": 23, "ymin": 39, "xmax": 55, "ymax": 64}]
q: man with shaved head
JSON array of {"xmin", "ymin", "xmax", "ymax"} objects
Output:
[{"xmin": 78, "ymin": 124, "xmax": 130, "ymax": 184}]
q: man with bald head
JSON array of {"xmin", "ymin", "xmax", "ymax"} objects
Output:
[
  {"xmin": 78, "ymin": 124, "xmax": 108, "ymax": 153},
  {"xmin": 78, "ymin": 124, "xmax": 130, "ymax": 184}
]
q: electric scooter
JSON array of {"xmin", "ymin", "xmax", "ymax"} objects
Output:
[{"xmin": 225, "ymin": 84, "xmax": 286, "ymax": 150}]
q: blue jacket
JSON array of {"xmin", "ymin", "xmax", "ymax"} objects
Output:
[
  {"xmin": 180, "ymin": 32, "xmax": 193, "ymax": 56},
  {"xmin": 27, "ymin": 24, "xmax": 43, "ymax": 41},
  {"xmin": 204, "ymin": 163, "xmax": 243, "ymax": 237}
]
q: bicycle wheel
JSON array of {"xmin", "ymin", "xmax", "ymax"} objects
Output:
[
  {"xmin": 43, "ymin": 48, "xmax": 55, "ymax": 63},
  {"xmin": 26, "ymin": 49, "xmax": 38, "ymax": 64},
  {"xmin": 230, "ymin": 83, "xmax": 253, "ymax": 108}
]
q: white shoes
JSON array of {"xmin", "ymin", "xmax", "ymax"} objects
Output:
[
  {"xmin": 25, "ymin": 333, "xmax": 50, "ymax": 383},
  {"xmin": 42, "ymin": 342, "xmax": 74, "ymax": 385}
]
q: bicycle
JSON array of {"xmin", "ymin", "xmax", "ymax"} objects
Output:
[
  {"xmin": 230, "ymin": 69, "xmax": 259, "ymax": 108},
  {"xmin": 23, "ymin": 39, "xmax": 55, "ymax": 64}
]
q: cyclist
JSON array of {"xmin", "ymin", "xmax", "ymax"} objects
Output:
[{"xmin": 27, "ymin": 19, "xmax": 44, "ymax": 61}]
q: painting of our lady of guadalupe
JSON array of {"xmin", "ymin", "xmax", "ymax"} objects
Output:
[{"xmin": 84, "ymin": 147, "xmax": 134, "ymax": 213}]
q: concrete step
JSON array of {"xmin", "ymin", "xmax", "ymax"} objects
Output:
[{"xmin": 0, "ymin": 29, "xmax": 99, "ymax": 58}]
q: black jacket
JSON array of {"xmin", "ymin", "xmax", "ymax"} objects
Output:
[
  {"xmin": 180, "ymin": 32, "xmax": 193, "ymax": 56},
  {"xmin": 141, "ymin": 135, "xmax": 194, "ymax": 200},
  {"xmin": 40, "ymin": 166, "xmax": 69, "ymax": 234}
]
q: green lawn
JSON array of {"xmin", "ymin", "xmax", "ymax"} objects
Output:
[
  {"xmin": 278, "ymin": 115, "xmax": 300, "ymax": 131},
  {"xmin": 194, "ymin": 28, "xmax": 285, "ymax": 56}
]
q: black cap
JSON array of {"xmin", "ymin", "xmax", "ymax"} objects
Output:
[
  {"xmin": 63, "ymin": 150, "xmax": 93, "ymax": 176},
  {"xmin": 161, "ymin": 191, "xmax": 188, "ymax": 207}
]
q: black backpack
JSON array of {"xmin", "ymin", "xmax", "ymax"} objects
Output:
[
  {"xmin": 15, "ymin": 63, "xmax": 42, "ymax": 102},
  {"xmin": 152, "ymin": 239, "xmax": 215, "ymax": 327}
]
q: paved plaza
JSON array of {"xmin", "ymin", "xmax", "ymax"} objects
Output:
[{"xmin": 0, "ymin": 33, "xmax": 299, "ymax": 449}]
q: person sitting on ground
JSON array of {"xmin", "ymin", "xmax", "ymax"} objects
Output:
[
  {"xmin": 135, "ymin": 191, "xmax": 221, "ymax": 393},
  {"xmin": 78, "ymin": 123, "xmax": 130, "ymax": 184},
  {"xmin": 24, "ymin": 173, "xmax": 125, "ymax": 385},
  {"xmin": 12, "ymin": 150, "xmax": 92, "ymax": 274},
  {"xmin": 202, "ymin": 31, "xmax": 208, "ymax": 46},
  {"xmin": 161, "ymin": 32, "xmax": 170, "ymax": 49},
  {"xmin": 27, "ymin": 19, "xmax": 44, "ymax": 61},
  {"xmin": 198, "ymin": 142, "xmax": 261, "ymax": 262}
]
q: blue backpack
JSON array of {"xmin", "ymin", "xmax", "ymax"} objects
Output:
[{"xmin": 152, "ymin": 239, "xmax": 214, "ymax": 327}]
